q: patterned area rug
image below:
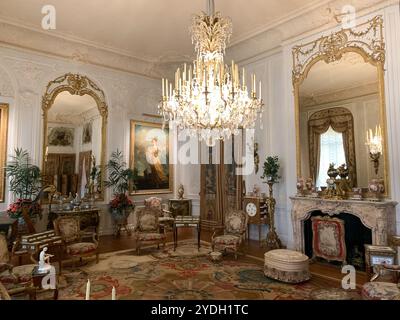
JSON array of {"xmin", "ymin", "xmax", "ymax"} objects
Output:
[{"xmin": 57, "ymin": 242, "xmax": 360, "ymax": 300}]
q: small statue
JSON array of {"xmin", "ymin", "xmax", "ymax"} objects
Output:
[
  {"xmin": 177, "ymin": 184, "xmax": 185, "ymax": 199},
  {"xmin": 38, "ymin": 247, "xmax": 53, "ymax": 273},
  {"xmin": 296, "ymin": 177, "xmax": 305, "ymax": 196}
]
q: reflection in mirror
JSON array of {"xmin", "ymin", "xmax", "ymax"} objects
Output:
[
  {"xmin": 43, "ymin": 92, "xmax": 102, "ymax": 199},
  {"xmin": 298, "ymin": 52, "xmax": 382, "ymax": 190}
]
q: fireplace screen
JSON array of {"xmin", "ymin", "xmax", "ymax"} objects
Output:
[{"xmin": 311, "ymin": 216, "xmax": 347, "ymax": 264}]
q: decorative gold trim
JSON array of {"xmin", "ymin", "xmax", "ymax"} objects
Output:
[
  {"xmin": 129, "ymin": 120, "xmax": 173, "ymax": 196},
  {"xmin": 41, "ymin": 73, "xmax": 108, "ymax": 200},
  {"xmin": 0, "ymin": 104, "xmax": 9, "ymax": 203},
  {"xmin": 292, "ymin": 16, "xmax": 390, "ymax": 196}
]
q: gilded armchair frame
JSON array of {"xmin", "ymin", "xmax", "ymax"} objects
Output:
[{"xmin": 292, "ymin": 16, "xmax": 390, "ymax": 196}]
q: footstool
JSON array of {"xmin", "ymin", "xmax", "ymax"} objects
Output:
[{"xmin": 264, "ymin": 249, "xmax": 310, "ymax": 283}]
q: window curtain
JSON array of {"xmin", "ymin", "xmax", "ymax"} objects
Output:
[{"xmin": 308, "ymin": 107, "xmax": 357, "ymax": 186}]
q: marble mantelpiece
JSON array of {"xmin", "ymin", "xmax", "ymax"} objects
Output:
[{"xmin": 290, "ymin": 196, "xmax": 397, "ymax": 253}]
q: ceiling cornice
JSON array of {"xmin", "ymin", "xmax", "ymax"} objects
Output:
[{"xmin": 0, "ymin": 0, "xmax": 397, "ymax": 77}]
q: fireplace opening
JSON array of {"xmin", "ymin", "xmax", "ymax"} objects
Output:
[{"xmin": 304, "ymin": 211, "xmax": 372, "ymax": 270}]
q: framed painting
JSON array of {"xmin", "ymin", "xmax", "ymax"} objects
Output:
[
  {"xmin": 48, "ymin": 127, "xmax": 74, "ymax": 147},
  {"xmin": 129, "ymin": 120, "xmax": 172, "ymax": 195}
]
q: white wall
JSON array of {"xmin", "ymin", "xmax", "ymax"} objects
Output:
[{"xmin": 0, "ymin": 45, "xmax": 174, "ymax": 235}]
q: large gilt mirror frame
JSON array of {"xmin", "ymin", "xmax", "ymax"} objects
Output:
[
  {"xmin": 42, "ymin": 73, "xmax": 108, "ymax": 200},
  {"xmin": 292, "ymin": 16, "xmax": 390, "ymax": 196}
]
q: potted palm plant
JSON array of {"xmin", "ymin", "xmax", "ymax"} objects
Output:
[
  {"xmin": 104, "ymin": 150, "xmax": 136, "ymax": 227},
  {"xmin": 5, "ymin": 148, "xmax": 42, "ymax": 230}
]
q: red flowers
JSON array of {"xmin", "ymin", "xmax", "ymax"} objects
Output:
[
  {"xmin": 7, "ymin": 199, "xmax": 42, "ymax": 219},
  {"xmin": 108, "ymin": 194, "xmax": 134, "ymax": 213}
]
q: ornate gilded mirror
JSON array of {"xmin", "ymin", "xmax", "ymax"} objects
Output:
[
  {"xmin": 42, "ymin": 73, "xmax": 108, "ymax": 200},
  {"xmin": 293, "ymin": 16, "xmax": 389, "ymax": 196}
]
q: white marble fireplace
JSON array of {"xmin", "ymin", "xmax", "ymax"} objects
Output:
[{"xmin": 290, "ymin": 197, "xmax": 397, "ymax": 253}]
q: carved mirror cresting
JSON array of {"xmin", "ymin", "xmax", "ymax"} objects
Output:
[
  {"xmin": 42, "ymin": 73, "xmax": 108, "ymax": 201},
  {"xmin": 292, "ymin": 16, "xmax": 389, "ymax": 196}
]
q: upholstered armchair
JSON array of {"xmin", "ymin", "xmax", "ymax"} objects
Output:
[
  {"xmin": 53, "ymin": 216, "xmax": 99, "ymax": 268},
  {"xmin": 144, "ymin": 197, "xmax": 172, "ymax": 217},
  {"xmin": 134, "ymin": 207, "xmax": 166, "ymax": 255},
  {"xmin": 0, "ymin": 233, "xmax": 33, "ymax": 298},
  {"xmin": 144, "ymin": 196, "xmax": 174, "ymax": 231},
  {"xmin": 362, "ymin": 263, "xmax": 400, "ymax": 300},
  {"xmin": 212, "ymin": 210, "xmax": 248, "ymax": 259}
]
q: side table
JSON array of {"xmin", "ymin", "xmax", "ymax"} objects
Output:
[
  {"xmin": 173, "ymin": 216, "xmax": 200, "ymax": 251},
  {"xmin": 30, "ymin": 266, "xmax": 58, "ymax": 300}
]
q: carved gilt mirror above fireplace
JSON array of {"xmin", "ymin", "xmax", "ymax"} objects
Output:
[
  {"xmin": 42, "ymin": 73, "xmax": 108, "ymax": 200},
  {"xmin": 293, "ymin": 16, "xmax": 389, "ymax": 196}
]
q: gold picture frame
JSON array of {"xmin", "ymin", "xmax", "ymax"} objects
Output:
[
  {"xmin": 0, "ymin": 104, "xmax": 9, "ymax": 202},
  {"xmin": 292, "ymin": 16, "xmax": 390, "ymax": 196},
  {"xmin": 129, "ymin": 120, "xmax": 173, "ymax": 195}
]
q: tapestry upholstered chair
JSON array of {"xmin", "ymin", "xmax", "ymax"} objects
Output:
[
  {"xmin": 212, "ymin": 210, "xmax": 248, "ymax": 260},
  {"xmin": 361, "ymin": 263, "xmax": 400, "ymax": 300},
  {"xmin": 134, "ymin": 207, "xmax": 166, "ymax": 255},
  {"xmin": 362, "ymin": 235, "xmax": 400, "ymax": 300},
  {"xmin": 53, "ymin": 216, "xmax": 99, "ymax": 268},
  {"xmin": 0, "ymin": 233, "xmax": 33, "ymax": 298},
  {"xmin": 144, "ymin": 196, "xmax": 174, "ymax": 231}
]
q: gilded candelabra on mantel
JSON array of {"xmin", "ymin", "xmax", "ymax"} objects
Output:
[{"xmin": 261, "ymin": 181, "xmax": 282, "ymax": 251}]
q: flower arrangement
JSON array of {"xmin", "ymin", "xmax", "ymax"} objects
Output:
[
  {"xmin": 5, "ymin": 148, "xmax": 42, "ymax": 220},
  {"xmin": 7, "ymin": 198, "xmax": 42, "ymax": 220},
  {"xmin": 105, "ymin": 150, "xmax": 136, "ymax": 219},
  {"xmin": 108, "ymin": 193, "xmax": 134, "ymax": 217}
]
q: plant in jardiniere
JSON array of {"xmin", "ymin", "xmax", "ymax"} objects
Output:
[
  {"xmin": 5, "ymin": 148, "xmax": 43, "ymax": 220},
  {"xmin": 104, "ymin": 150, "xmax": 136, "ymax": 220},
  {"xmin": 261, "ymin": 156, "xmax": 281, "ymax": 184}
]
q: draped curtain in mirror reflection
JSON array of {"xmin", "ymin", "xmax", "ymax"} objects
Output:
[{"xmin": 308, "ymin": 107, "xmax": 356, "ymax": 187}]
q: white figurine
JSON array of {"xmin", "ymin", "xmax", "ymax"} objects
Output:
[{"xmin": 38, "ymin": 247, "xmax": 53, "ymax": 272}]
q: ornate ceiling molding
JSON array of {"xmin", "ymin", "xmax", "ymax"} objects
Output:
[
  {"xmin": 292, "ymin": 16, "xmax": 385, "ymax": 85},
  {"xmin": 0, "ymin": 0, "xmax": 394, "ymax": 75}
]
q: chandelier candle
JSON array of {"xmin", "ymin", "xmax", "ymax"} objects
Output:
[{"xmin": 159, "ymin": 0, "xmax": 264, "ymax": 146}]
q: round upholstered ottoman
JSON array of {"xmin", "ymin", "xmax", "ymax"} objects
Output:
[
  {"xmin": 264, "ymin": 249, "xmax": 310, "ymax": 283},
  {"xmin": 362, "ymin": 282, "xmax": 400, "ymax": 300}
]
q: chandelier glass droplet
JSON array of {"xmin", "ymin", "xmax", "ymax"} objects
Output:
[{"xmin": 158, "ymin": 1, "xmax": 264, "ymax": 146}]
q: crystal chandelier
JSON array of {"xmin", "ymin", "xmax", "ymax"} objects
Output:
[{"xmin": 158, "ymin": 0, "xmax": 264, "ymax": 146}]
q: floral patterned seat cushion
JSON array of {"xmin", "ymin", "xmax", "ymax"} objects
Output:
[
  {"xmin": 0, "ymin": 264, "xmax": 35, "ymax": 284},
  {"xmin": 213, "ymin": 234, "xmax": 240, "ymax": 246},
  {"xmin": 136, "ymin": 232, "xmax": 166, "ymax": 241},
  {"xmin": 67, "ymin": 242, "xmax": 97, "ymax": 256},
  {"xmin": 362, "ymin": 282, "xmax": 400, "ymax": 300}
]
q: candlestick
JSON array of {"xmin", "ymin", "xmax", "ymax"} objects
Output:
[
  {"xmin": 162, "ymin": 78, "xmax": 164, "ymax": 97},
  {"xmin": 112, "ymin": 286, "xmax": 116, "ymax": 300},
  {"xmin": 85, "ymin": 279, "xmax": 91, "ymax": 300},
  {"xmin": 259, "ymin": 81, "xmax": 262, "ymax": 99}
]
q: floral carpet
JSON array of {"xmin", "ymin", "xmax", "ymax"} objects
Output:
[{"xmin": 57, "ymin": 242, "xmax": 360, "ymax": 300}]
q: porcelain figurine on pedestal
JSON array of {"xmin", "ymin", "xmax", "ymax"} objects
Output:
[{"xmin": 38, "ymin": 247, "xmax": 53, "ymax": 273}]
